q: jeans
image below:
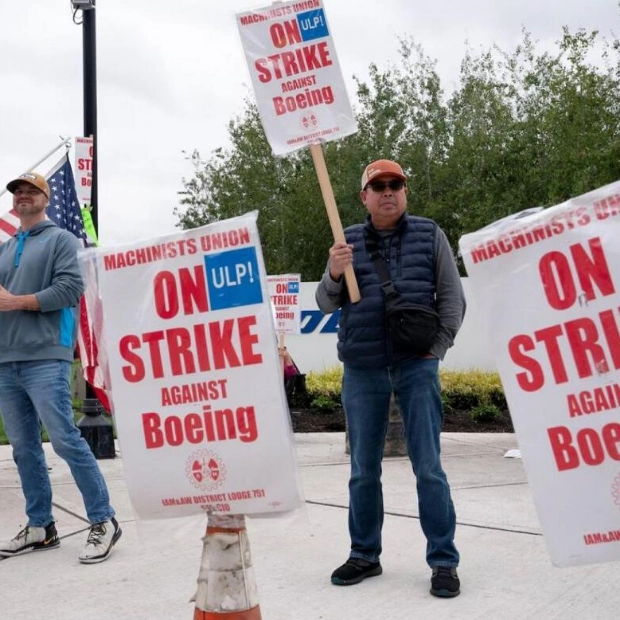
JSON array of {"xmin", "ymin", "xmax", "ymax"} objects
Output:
[
  {"xmin": 342, "ymin": 357, "xmax": 459, "ymax": 568},
  {"xmin": 0, "ymin": 360, "xmax": 114, "ymax": 527}
]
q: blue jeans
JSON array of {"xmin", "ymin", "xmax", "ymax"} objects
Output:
[
  {"xmin": 0, "ymin": 360, "xmax": 114, "ymax": 527},
  {"xmin": 342, "ymin": 357, "xmax": 459, "ymax": 568}
]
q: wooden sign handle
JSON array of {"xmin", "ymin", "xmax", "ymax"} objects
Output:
[{"xmin": 309, "ymin": 143, "xmax": 361, "ymax": 303}]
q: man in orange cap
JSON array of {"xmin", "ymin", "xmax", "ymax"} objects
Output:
[
  {"xmin": 316, "ymin": 159, "xmax": 466, "ymax": 597},
  {"xmin": 0, "ymin": 171, "xmax": 121, "ymax": 564}
]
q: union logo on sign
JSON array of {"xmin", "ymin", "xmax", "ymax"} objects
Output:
[
  {"xmin": 185, "ymin": 449, "xmax": 227, "ymax": 490},
  {"xmin": 300, "ymin": 113, "xmax": 318, "ymax": 129}
]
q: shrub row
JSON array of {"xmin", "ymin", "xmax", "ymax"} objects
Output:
[{"xmin": 303, "ymin": 367, "xmax": 507, "ymax": 418}]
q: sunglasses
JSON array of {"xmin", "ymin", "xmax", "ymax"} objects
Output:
[{"xmin": 365, "ymin": 180, "xmax": 406, "ymax": 192}]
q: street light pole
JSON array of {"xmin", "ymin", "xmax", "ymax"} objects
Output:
[
  {"xmin": 83, "ymin": 3, "xmax": 98, "ymax": 229},
  {"xmin": 73, "ymin": 0, "xmax": 115, "ymax": 459}
]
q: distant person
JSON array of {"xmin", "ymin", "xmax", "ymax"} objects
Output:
[
  {"xmin": 279, "ymin": 346, "xmax": 298, "ymax": 382},
  {"xmin": 316, "ymin": 159, "xmax": 466, "ymax": 597},
  {"xmin": 0, "ymin": 171, "xmax": 121, "ymax": 563},
  {"xmin": 278, "ymin": 346, "xmax": 307, "ymax": 408}
]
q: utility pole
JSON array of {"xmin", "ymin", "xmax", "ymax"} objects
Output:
[
  {"xmin": 83, "ymin": 2, "xmax": 98, "ymax": 229},
  {"xmin": 72, "ymin": 0, "xmax": 115, "ymax": 459}
]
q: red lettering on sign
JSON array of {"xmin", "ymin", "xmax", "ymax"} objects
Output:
[
  {"xmin": 179, "ymin": 266, "xmax": 208, "ymax": 315},
  {"xmin": 534, "ymin": 324, "xmax": 569, "ymax": 384},
  {"xmin": 142, "ymin": 405, "xmax": 258, "ymax": 449},
  {"xmin": 273, "ymin": 85, "xmax": 334, "ymax": 115},
  {"xmin": 269, "ymin": 20, "xmax": 301, "ymax": 48},
  {"xmin": 153, "ymin": 272, "xmax": 179, "ymax": 319},
  {"xmin": 120, "ymin": 335, "xmax": 145, "ymax": 381},
  {"xmin": 547, "ymin": 423, "xmax": 620, "ymax": 471},
  {"xmin": 255, "ymin": 42, "xmax": 332, "ymax": 83},
  {"xmin": 539, "ymin": 238, "xmax": 614, "ymax": 310},
  {"xmin": 539, "ymin": 251, "xmax": 575, "ymax": 310},
  {"xmin": 508, "ymin": 307, "xmax": 620, "ymax": 391},
  {"xmin": 118, "ymin": 316, "xmax": 262, "ymax": 382},
  {"xmin": 153, "ymin": 267, "xmax": 208, "ymax": 319}
]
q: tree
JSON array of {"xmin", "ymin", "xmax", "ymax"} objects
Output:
[
  {"xmin": 175, "ymin": 100, "xmax": 333, "ymax": 278},
  {"xmin": 175, "ymin": 26, "xmax": 620, "ymax": 279}
]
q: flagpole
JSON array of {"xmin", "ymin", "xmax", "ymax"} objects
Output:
[
  {"xmin": 72, "ymin": 0, "xmax": 115, "ymax": 460},
  {"xmin": 0, "ymin": 137, "xmax": 72, "ymax": 199}
]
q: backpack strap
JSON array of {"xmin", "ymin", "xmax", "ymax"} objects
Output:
[{"xmin": 364, "ymin": 233, "xmax": 398, "ymax": 297}]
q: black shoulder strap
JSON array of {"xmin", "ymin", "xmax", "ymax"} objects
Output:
[{"xmin": 364, "ymin": 234, "xmax": 397, "ymax": 297}]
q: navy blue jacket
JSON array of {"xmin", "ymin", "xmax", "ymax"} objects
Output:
[{"xmin": 336, "ymin": 214, "xmax": 437, "ymax": 367}]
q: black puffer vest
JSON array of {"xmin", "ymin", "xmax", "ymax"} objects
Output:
[{"xmin": 337, "ymin": 213, "xmax": 437, "ymax": 367}]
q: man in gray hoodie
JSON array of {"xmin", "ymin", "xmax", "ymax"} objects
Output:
[{"xmin": 0, "ymin": 171, "xmax": 121, "ymax": 564}]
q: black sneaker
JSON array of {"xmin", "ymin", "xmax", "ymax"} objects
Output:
[
  {"xmin": 331, "ymin": 557, "xmax": 382, "ymax": 585},
  {"xmin": 0, "ymin": 522, "xmax": 60, "ymax": 557},
  {"xmin": 430, "ymin": 566, "xmax": 460, "ymax": 598}
]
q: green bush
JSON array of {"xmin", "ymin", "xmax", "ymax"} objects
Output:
[
  {"xmin": 470, "ymin": 403, "xmax": 502, "ymax": 423},
  {"xmin": 441, "ymin": 392, "xmax": 454, "ymax": 415},
  {"xmin": 305, "ymin": 366, "xmax": 508, "ymax": 419},
  {"xmin": 306, "ymin": 367, "xmax": 343, "ymax": 395},
  {"xmin": 440, "ymin": 370, "xmax": 506, "ymax": 412},
  {"xmin": 310, "ymin": 393, "xmax": 341, "ymax": 411},
  {"xmin": 306, "ymin": 367, "xmax": 343, "ymax": 411}
]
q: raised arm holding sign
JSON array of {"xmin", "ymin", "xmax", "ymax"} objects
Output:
[
  {"xmin": 237, "ymin": 0, "xmax": 360, "ymax": 302},
  {"xmin": 309, "ymin": 142, "xmax": 360, "ymax": 301}
]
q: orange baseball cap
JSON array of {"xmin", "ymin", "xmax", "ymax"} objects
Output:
[
  {"xmin": 6, "ymin": 172, "xmax": 50, "ymax": 199},
  {"xmin": 361, "ymin": 159, "xmax": 407, "ymax": 189}
]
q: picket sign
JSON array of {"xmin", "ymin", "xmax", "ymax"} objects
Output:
[
  {"xmin": 87, "ymin": 212, "xmax": 303, "ymax": 520},
  {"xmin": 74, "ymin": 136, "xmax": 94, "ymax": 208},
  {"xmin": 267, "ymin": 273, "xmax": 301, "ymax": 335},
  {"xmin": 459, "ymin": 181, "xmax": 620, "ymax": 567},
  {"xmin": 236, "ymin": 0, "xmax": 360, "ymax": 302}
]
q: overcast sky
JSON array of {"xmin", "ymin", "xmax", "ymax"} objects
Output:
[{"xmin": 0, "ymin": 0, "xmax": 617, "ymax": 245}]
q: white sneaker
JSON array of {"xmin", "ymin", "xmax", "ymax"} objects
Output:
[
  {"xmin": 78, "ymin": 518, "xmax": 122, "ymax": 564},
  {"xmin": 0, "ymin": 522, "xmax": 60, "ymax": 557}
]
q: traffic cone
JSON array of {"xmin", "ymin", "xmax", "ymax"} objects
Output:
[{"xmin": 192, "ymin": 513, "xmax": 262, "ymax": 620}]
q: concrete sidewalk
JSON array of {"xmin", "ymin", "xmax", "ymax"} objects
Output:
[{"xmin": 1, "ymin": 432, "xmax": 618, "ymax": 619}]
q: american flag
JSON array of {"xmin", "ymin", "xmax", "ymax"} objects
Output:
[
  {"xmin": 0, "ymin": 204, "xmax": 19, "ymax": 244},
  {"xmin": 0, "ymin": 154, "xmax": 111, "ymax": 412},
  {"xmin": 45, "ymin": 155, "xmax": 90, "ymax": 244},
  {"xmin": 0, "ymin": 208, "xmax": 19, "ymax": 243}
]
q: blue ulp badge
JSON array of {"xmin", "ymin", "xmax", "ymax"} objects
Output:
[
  {"xmin": 288, "ymin": 281, "xmax": 300, "ymax": 294},
  {"xmin": 297, "ymin": 9, "xmax": 328, "ymax": 42},
  {"xmin": 204, "ymin": 247, "xmax": 263, "ymax": 310}
]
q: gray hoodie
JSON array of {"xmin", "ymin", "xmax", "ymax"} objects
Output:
[{"xmin": 0, "ymin": 220, "xmax": 84, "ymax": 363}]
